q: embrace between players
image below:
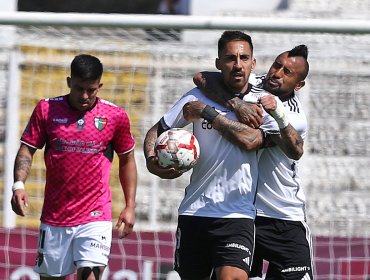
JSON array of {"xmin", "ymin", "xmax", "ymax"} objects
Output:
[
  {"xmin": 144, "ymin": 31, "xmax": 313, "ymax": 280},
  {"xmin": 11, "ymin": 30, "xmax": 313, "ymax": 280}
]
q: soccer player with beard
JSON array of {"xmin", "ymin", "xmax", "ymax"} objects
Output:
[
  {"xmin": 194, "ymin": 45, "xmax": 314, "ymax": 280},
  {"xmin": 144, "ymin": 31, "xmax": 285, "ymax": 280}
]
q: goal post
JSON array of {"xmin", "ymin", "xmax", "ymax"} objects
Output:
[
  {"xmin": 0, "ymin": 11, "xmax": 369, "ymax": 280},
  {"xmin": 1, "ymin": 11, "xmax": 370, "ymax": 33}
]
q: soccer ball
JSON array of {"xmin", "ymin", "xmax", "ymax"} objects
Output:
[{"xmin": 155, "ymin": 128, "xmax": 200, "ymax": 171}]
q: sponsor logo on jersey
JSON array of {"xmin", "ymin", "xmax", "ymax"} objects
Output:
[
  {"xmin": 243, "ymin": 257, "xmax": 250, "ymax": 265},
  {"xmin": 46, "ymin": 97, "xmax": 64, "ymax": 101},
  {"xmin": 90, "ymin": 210, "xmax": 102, "ymax": 217},
  {"xmin": 94, "ymin": 117, "xmax": 108, "ymax": 131},
  {"xmin": 225, "ymin": 242, "xmax": 251, "ymax": 254},
  {"xmin": 281, "ymin": 266, "xmax": 311, "ymax": 273},
  {"xmin": 77, "ymin": 117, "xmax": 85, "ymax": 130},
  {"xmin": 201, "ymin": 119, "xmax": 213, "ymax": 129},
  {"xmin": 90, "ymin": 242, "xmax": 110, "ymax": 252},
  {"xmin": 52, "ymin": 118, "xmax": 68, "ymax": 124}
]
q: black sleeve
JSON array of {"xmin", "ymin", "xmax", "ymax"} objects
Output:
[{"xmin": 158, "ymin": 117, "xmax": 170, "ymax": 137}]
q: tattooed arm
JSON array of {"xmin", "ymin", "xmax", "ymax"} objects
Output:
[
  {"xmin": 266, "ymin": 125, "xmax": 304, "ymax": 160},
  {"xmin": 212, "ymin": 113, "xmax": 265, "ymax": 151},
  {"xmin": 260, "ymin": 95, "xmax": 304, "ymax": 160},
  {"xmin": 11, "ymin": 143, "xmax": 36, "ymax": 216},
  {"xmin": 193, "ymin": 71, "xmax": 263, "ymax": 128},
  {"xmin": 193, "ymin": 72, "xmax": 303, "ymax": 159},
  {"xmin": 143, "ymin": 122, "xmax": 184, "ymax": 179},
  {"xmin": 183, "ymin": 101, "xmax": 264, "ymax": 151}
]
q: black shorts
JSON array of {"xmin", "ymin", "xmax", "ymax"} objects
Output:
[
  {"xmin": 250, "ymin": 216, "xmax": 314, "ymax": 280},
  {"xmin": 174, "ymin": 215, "xmax": 255, "ymax": 279}
]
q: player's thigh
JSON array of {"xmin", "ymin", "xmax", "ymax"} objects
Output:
[
  {"xmin": 34, "ymin": 223, "xmax": 75, "ymax": 277},
  {"xmin": 175, "ymin": 215, "xmax": 214, "ymax": 279},
  {"xmin": 40, "ymin": 276, "xmax": 66, "ymax": 280},
  {"xmin": 77, "ymin": 266, "xmax": 105, "ymax": 280},
  {"xmin": 212, "ymin": 218, "xmax": 254, "ymax": 278},
  {"xmin": 214, "ymin": 265, "xmax": 248, "ymax": 280},
  {"xmin": 73, "ymin": 221, "xmax": 113, "ymax": 267}
]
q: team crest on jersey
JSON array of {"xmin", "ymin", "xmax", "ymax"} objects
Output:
[{"xmin": 94, "ymin": 117, "xmax": 108, "ymax": 131}]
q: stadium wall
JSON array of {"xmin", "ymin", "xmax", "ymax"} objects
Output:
[{"xmin": 1, "ymin": 229, "xmax": 369, "ymax": 280}]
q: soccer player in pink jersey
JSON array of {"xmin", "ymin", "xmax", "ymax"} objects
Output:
[{"xmin": 10, "ymin": 54, "xmax": 138, "ymax": 280}]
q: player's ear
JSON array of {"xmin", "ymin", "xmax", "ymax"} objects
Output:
[
  {"xmin": 251, "ymin": 58, "xmax": 256, "ymax": 72},
  {"xmin": 295, "ymin": 80, "xmax": 305, "ymax": 91},
  {"xmin": 215, "ymin": 58, "xmax": 221, "ymax": 70},
  {"xmin": 67, "ymin": 77, "xmax": 71, "ymax": 88}
]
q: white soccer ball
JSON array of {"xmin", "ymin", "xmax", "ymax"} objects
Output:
[{"xmin": 155, "ymin": 128, "xmax": 200, "ymax": 171}]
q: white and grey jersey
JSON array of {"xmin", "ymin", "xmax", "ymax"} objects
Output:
[
  {"xmin": 161, "ymin": 86, "xmax": 278, "ymax": 219},
  {"xmin": 256, "ymin": 93, "xmax": 308, "ymax": 221}
]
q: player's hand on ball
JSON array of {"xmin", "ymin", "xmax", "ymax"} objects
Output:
[
  {"xmin": 11, "ymin": 189, "xmax": 28, "ymax": 216},
  {"xmin": 146, "ymin": 156, "xmax": 185, "ymax": 179}
]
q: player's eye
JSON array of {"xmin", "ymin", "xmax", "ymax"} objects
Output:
[
  {"xmin": 240, "ymin": 55, "xmax": 250, "ymax": 61},
  {"xmin": 86, "ymin": 88, "xmax": 97, "ymax": 94},
  {"xmin": 272, "ymin": 62, "xmax": 281, "ymax": 69},
  {"xmin": 284, "ymin": 68, "xmax": 293, "ymax": 76},
  {"xmin": 224, "ymin": 55, "xmax": 236, "ymax": 62}
]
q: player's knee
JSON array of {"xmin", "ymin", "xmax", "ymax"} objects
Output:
[{"xmin": 80, "ymin": 266, "xmax": 101, "ymax": 280}]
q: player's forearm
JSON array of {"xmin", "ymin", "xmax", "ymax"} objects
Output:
[
  {"xmin": 14, "ymin": 144, "xmax": 34, "ymax": 182},
  {"xmin": 119, "ymin": 151, "xmax": 137, "ymax": 209},
  {"xmin": 280, "ymin": 124, "xmax": 304, "ymax": 159},
  {"xmin": 198, "ymin": 104, "xmax": 264, "ymax": 150},
  {"xmin": 270, "ymin": 124, "xmax": 304, "ymax": 160},
  {"xmin": 212, "ymin": 114, "xmax": 264, "ymax": 151},
  {"xmin": 143, "ymin": 123, "xmax": 159, "ymax": 159}
]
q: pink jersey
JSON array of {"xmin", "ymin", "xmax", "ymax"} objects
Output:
[{"xmin": 21, "ymin": 95, "xmax": 135, "ymax": 226}]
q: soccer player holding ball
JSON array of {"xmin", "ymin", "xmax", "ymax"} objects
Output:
[
  {"xmin": 11, "ymin": 54, "xmax": 138, "ymax": 280},
  {"xmin": 194, "ymin": 45, "xmax": 314, "ymax": 280},
  {"xmin": 144, "ymin": 31, "xmax": 283, "ymax": 280}
]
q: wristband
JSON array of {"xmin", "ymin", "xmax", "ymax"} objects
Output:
[
  {"xmin": 12, "ymin": 181, "xmax": 25, "ymax": 192},
  {"xmin": 270, "ymin": 99, "xmax": 289, "ymax": 129},
  {"xmin": 200, "ymin": 105, "xmax": 219, "ymax": 123},
  {"xmin": 260, "ymin": 129, "xmax": 277, "ymax": 148}
]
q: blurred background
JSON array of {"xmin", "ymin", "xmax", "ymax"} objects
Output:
[{"xmin": 0, "ymin": 0, "xmax": 369, "ymax": 279}]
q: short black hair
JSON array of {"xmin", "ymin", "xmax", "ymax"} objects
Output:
[
  {"xmin": 287, "ymin": 44, "xmax": 309, "ymax": 79},
  {"xmin": 288, "ymin": 44, "xmax": 308, "ymax": 60},
  {"xmin": 218, "ymin": 31, "xmax": 253, "ymax": 57},
  {"xmin": 70, "ymin": 54, "xmax": 103, "ymax": 80}
]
